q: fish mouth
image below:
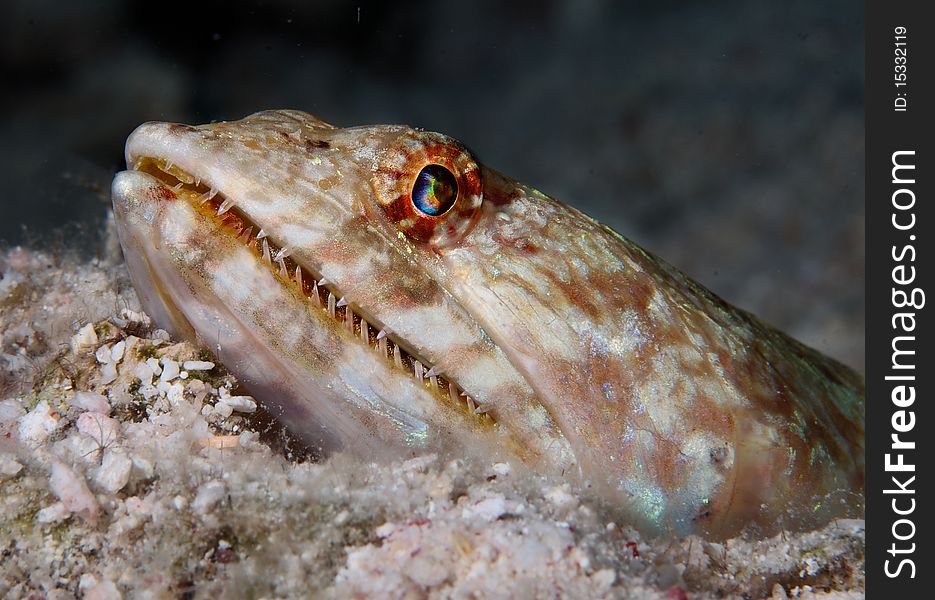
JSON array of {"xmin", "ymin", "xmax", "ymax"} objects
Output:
[{"xmin": 125, "ymin": 156, "xmax": 494, "ymax": 425}]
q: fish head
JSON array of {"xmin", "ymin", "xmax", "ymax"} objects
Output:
[{"xmin": 111, "ymin": 110, "xmax": 575, "ymax": 477}]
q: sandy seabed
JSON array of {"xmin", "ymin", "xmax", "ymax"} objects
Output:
[{"xmin": 0, "ymin": 241, "xmax": 864, "ymax": 599}]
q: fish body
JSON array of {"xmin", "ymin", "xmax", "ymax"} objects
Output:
[{"xmin": 112, "ymin": 110, "xmax": 864, "ymax": 538}]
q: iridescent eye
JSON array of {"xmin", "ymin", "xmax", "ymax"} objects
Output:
[
  {"xmin": 411, "ymin": 164, "xmax": 458, "ymax": 216},
  {"xmin": 371, "ymin": 131, "xmax": 483, "ymax": 244}
]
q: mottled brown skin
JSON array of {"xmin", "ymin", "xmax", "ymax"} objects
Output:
[
  {"xmin": 113, "ymin": 110, "xmax": 864, "ymax": 539},
  {"xmin": 624, "ymin": 235, "xmax": 863, "ymax": 530},
  {"xmin": 430, "ymin": 182, "xmax": 864, "ymax": 536}
]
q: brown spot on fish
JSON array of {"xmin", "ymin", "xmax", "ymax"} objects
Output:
[
  {"xmin": 305, "ymin": 139, "xmax": 330, "ymax": 151},
  {"xmin": 155, "ymin": 186, "xmax": 177, "ymax": 202},
  {"xmin": 318, "ymin": 175, "xmax": 340, "ymax": 190},
  {"xmin": 168, "ymin": 124, "xmax": 198, "ymax": 134}
]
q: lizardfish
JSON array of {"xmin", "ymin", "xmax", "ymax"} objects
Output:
[{"xmin": 112, "ymin": 110, "xmax": 864, "ymax": 538}]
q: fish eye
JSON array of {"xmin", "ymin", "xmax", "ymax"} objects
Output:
[
  {"xmin": 371, "ymin": 131, "xmax": 483, "ymax": 244},
  {"xmin": 411, "ymin": 164, "xmax": 458, "ymax": 216}
]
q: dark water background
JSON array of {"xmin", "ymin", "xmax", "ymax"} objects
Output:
[{"xmin": 0, "ymin": 0, "xmax": 863, "ymax": 369}]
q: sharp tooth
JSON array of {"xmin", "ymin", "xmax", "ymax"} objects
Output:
[
  {"xmin": 195, "ymin": 177, "xmax": 201, "ymax": 186},
  {"xmin": 376, "ymin": 326, "xmax": 393, "ymax": 340},
  {"xmin": 262, "ymin": 239, "xmax": 272, "ymax": 264},
  {"xmin": 466, "ymin": 396, "xmax": 476, "ymax": 412},
  {"xmin": 336, "ymin": 297, "xmax": 348, "ymax": 308},
  {"xmin": 393, "ymin": 344, "xmax": 402, "ymax": 369},
  {"xmin": 473, "ymin": 403, "xmax": 490, "ymax": 415},
  {"xmin": 217, "ymin": 197, "xmax": 235, "ymax": 215},
  {"xmin": 318, "ymin": 277, "xmax": 330, "ymax": 286},
  {"xmin": 237, "ymin": 226, "xmax": 254, "ymax": 243},
  {"xmin": 164, "ymin": 161, "xmax": 174, "ymax": 171},
  {"xmin": 429, "ymin": 374, "xmax": 438, "ymax": 390},
  {"xmin": 294, "ymin": 266, "xmax": 304, "ymax": 291},
  {"xmin": 424, "ymin": 366, "xmax": 441, "ymax": 378},
  {"xmin": 256, "ymin": 229, "xmax": 267, "ymax": 239},
  {"xmin": 327, "ymin": 293, "xmax": 336, "ymax": 318},
  {"xmin": 171, "ymin": 182, "xmax": 183, "ymax": 192},
  {"xmin": 414, "ymin": 360, "xmax": 423, "ymax": 379},
  {"xmin": 273, "ymin": 247, "xmax": 292, "ymax": 262},
  {"xmin": 378, "ymin": 336, "xmax": 388, "ymax": 357},
  {"xmin": 360, "ymin": 318, "xmax": 370, "ymax": 343},
  {"xmin": 198, "ymin": 189, "xmax": 218, "ymax": 204},
  {"xmin": 311, "ymin": 281, "xmax": 321, "ymax": 306},
  {"xmin": 448, "ymin": 382, "xmax": 460, "ymax": 404},
  {"xmin": 278, "ymin": 258, "xmax": 288, "ymax": 278},
  {"xmin": 345, "ymin": 306, "xmax": 354, "ymax": 332}
]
